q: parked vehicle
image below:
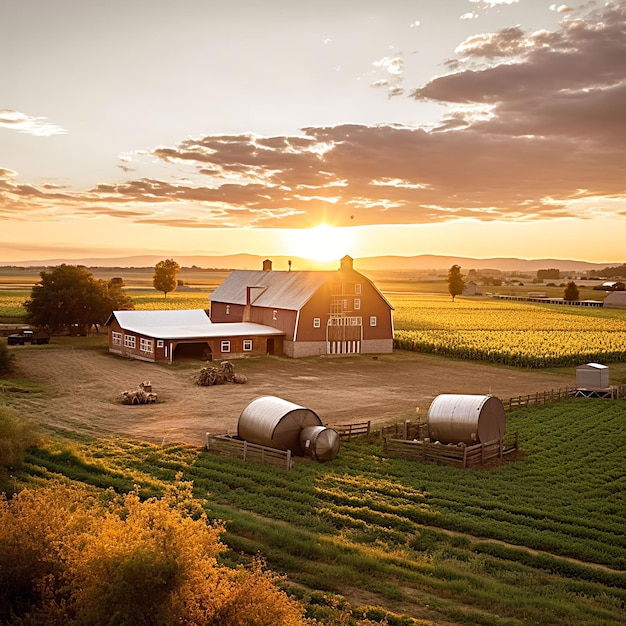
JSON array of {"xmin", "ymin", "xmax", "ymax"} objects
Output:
[{"xmin": 7, "ymin": 329, "xmax": 50, "ymax": 345}]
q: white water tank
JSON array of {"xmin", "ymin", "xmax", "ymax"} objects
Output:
[
  {"xmin": 300, "ymin": 425, "xmax": 340, "ymax": 462},
  {"xmin": 428, "ymin": 394, "xmax": 506, "ymax": 445}
]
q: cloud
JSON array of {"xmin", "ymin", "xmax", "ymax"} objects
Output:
[
  {"xmin": 1, "ymin": 2, "xmax": 624, "ymax": 232},
  {"xmin": 0, "ymin": 110, "xmax": 67, "ymax": 136}
]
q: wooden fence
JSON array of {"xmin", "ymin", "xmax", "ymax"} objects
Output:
[
  {"xmin": 383, "ymin": 433, "xmax": 518, "ymax": 469},
  {"xmin": 501, "ymin": 387, "xmax": 577, "ymax": 410},
  {"xmin": 328, "ymin": 420, "xmax": 371, "ymax": 441},
  {"xmin": 205, "ymin": 434, "xmax": 293, "ymax": 470},
  {"xmin": 501, "ymin": 384, "xmax": 625, "ymax": 410},
  {"xmin": 381, "ymin": 420, "xmax": 428, "ymax": 441}
]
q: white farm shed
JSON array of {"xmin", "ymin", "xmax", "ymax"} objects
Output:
[
  {"xmin": 576, "ymin": 363, "xmax": 609, "ymax": 389},
  {"xmin": 105, "ymin": 309, "xmax": 284, "ymax": 363}
]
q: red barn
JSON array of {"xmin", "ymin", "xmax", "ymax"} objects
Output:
[{"xmin": 209, "ymin": 256, "xmax": 394, "ymax": 357}]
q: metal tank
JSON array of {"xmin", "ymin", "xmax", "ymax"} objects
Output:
[
  {"xmin": 300, "ymin": 425, "xmax": 340, "ymax": 462},
  {"xmin": 238, "ymin": 396, "xmax": 323, "ymax": 456},
  {"xmin": 427, "ymin": 394, "xmax": 506, "ymax": 445}
]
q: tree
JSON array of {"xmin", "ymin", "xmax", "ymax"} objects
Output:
[
  {"xmin": 447, "ymin": 264, "xmax": 465, "ymax": 302},
  {"xmin": 24, "ymin": 264, "xmax": 134, "ymax": 335},
  {"xmin": 0, "ymin": 479, "xmax": 306, "ymax": 625},
  {"xmin": 563, "ymin": 281, "xmax": 580, "ymax": 301},
  {"xmin": 153, "ymin": 259, "xmax": 180, "ymax": 298}
]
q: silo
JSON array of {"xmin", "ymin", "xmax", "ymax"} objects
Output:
[
  {"xmin": 428, "ymin": 394, "xmax": 505, "ymax": 445},
  {"xmin": 238, "ymin": 396, "xmax": 323, "ymax": 455},
  {"xmin": 300, "ymin": 425, "xmax": 340, "ymax": 462}
]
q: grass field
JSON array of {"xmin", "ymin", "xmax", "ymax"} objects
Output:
[{"xmin": 7, "ymin": 397, "xmax": 625, "ymax": 625}]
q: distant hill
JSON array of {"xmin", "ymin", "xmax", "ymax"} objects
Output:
[{"xmin": 0, "ymin": 253, "xmax": 620, "ymax": 273}]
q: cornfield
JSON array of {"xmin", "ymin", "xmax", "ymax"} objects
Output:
[{"xmin": 392, "ymin": 295, "xmax": 626, "ymax": 367}]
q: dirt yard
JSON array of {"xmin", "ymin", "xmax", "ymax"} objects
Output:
[{"xmin": 8, "ymin": 347, "xmax": 575, "ymax": 447}]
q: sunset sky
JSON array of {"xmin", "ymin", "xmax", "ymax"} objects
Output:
[{"xmin": 1, "ymin": 0, "xmax": 625, "ymax": 265}]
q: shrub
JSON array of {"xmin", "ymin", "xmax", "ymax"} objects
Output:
[
  {"xmin": 0, "ymin": 479, "xmax": 306, "ymax": 625},
  {"xmin": 0, "ymin": 407, "xmax": 40, "ymax": 477}
]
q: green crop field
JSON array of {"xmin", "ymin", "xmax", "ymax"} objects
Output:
[{"xmin": 5, "ymin": 397, "xmax": 625, "ymax": 625}]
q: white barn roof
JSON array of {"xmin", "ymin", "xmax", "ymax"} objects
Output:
[
  {"xmin": 209, "ymin": 270, "xmax": 331, "ymax": 311},
  {"xmin": 106, "ymin": 309, "xmax": 283, "ymax": 340}
]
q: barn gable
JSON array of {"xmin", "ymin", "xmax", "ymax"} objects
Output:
[{"xmin": 603, "ymin": 291, "xmax": 626, "ymax": 309}]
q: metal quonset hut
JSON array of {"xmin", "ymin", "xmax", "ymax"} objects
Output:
[
  {"xmin": 428, "ymin": 394, "xmax": 506, "ymax": 445},
  {"xmin": 238, "ymin": 395, "xmax": 340, "ymax": 461}
]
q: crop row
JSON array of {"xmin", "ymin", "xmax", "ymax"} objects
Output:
[{"xmin": 390, "ymin": 295, "xmax": 626, "ymax": 367}]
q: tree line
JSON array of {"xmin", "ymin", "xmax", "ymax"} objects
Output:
[{"xmin": 19, "ymin": 259, "xmax": 181, "ymax": 336}]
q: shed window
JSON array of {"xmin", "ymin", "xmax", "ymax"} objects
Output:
[
  {"xmin": 140, "ymin": 338, "xmax": 153, "ymax": 353},
  {"xmin": 355, "ymin": 283, "xmax": 362, "ymax": 294},
  {"xmin": 313, "ymin": 317, "xmax": 321, "ymax": 328},
  {"xmin": 221, "ymin": 340, "xmax": 231, "ymax": 352},
  {"xmin": 156, "ymin": 340, "xmax": 164, "ymax": 348},
  {"xmin": 123, "ymin": 334, "xmax": 136, "ymax": 348},
  {"xmin": 369, "ymin": 316, "xmax": 377, "ymax": 327},
  {"xmin": 243, "ymin": 339, "xmax": 252, "ymax": 351},
  {"xmin": 272, "ymin": 310, "xmax": 278, "ymax": 320},
  {"xmin": 226, "ymin": 305, "xmax": 230, "ymax": 315},
  {"xmin": 111, "ymin": 331, "xmax": 122, "ymax": 346},
  {"xmin": 354, "ymin": 298, "xmax": 361, "ymax": 310}
]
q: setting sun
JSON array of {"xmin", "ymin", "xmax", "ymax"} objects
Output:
[{"xmin": 288, "ymin": 224, "xmax": 354, "ymax": 263}]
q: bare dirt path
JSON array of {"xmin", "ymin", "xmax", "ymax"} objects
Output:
[{"xmin": 8, "ymin": 347, "xmax": 574, "ymax": 447}]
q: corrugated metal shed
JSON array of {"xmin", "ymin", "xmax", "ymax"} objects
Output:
[
  {"xmin": 576, "ymin": 363, "xmax": 609, "ymax": 389},
  {"xmin": 210, "ymin": 270, "xmax": 331, "ymax": 310}
]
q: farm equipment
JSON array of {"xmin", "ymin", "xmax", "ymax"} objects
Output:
[
  {"xmin": 7, "ymin": 329, "xmax": 50, "ymax": 345},
  {"xmin": 197, "ymin": 361, "xmax": 248, "ymax": 386},
  {"xmin": 121, "ymin": 380, "xmax": 158, "ymax": 405}
]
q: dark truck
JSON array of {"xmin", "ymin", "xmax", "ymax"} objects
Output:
[{"xmin": 7, "ymin": 329, "xmax": 50, "ymax": 345}]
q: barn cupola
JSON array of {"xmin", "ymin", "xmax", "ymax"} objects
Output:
[
  {"xmin": 262, "ymin": 259, "xmax": 272, "ymax": 271},
  {"xmin": 339, "ymin": 255, "xmax": 354, "ymax": 271}
]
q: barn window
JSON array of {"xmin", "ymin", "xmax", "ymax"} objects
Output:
[
  {"xmin": 342, "ymin": 299, "xmax": 348, "ymax": 310},
  {"xmin": 313, "ymin": 317, "xmax": 321, "ymax": 328},
  {"xmin": 243, "ymin": 339, "xmax": 252, "ymax": 351},
  {"xmin": 355, "ymin": 283, "xmax": 362, "ymax": 294},
  {"xmin": 157, "ymin": 340, "xmax": 164, "ymax": 348},
  {"xmin": 354, "ymin": 298, "xmax": 361, "ymax": 310},
  {"xmin": 221, "ymin": 340, "xmax": 231, "ymax": 352},
  {"xmin": 124, "ymin": 334, "xmax": 136, "ymax": 348},
  {"xmin": 140, "ymin": 338, "xmax": 153, "ymax": 353},
  {"xmin": 272, "ymin": 310, "xmax": 278, "ymax": 320},
  {"xmin": 111, "ymin": 331, "xmax": 122, "ymax": 346},
  {"xmin": 369, "ymin": 316, "xmax": 377, "ymax": 327},
  {"xmin": 226, "ymin": 305, "xmax": 230, "ymax": 315}
]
